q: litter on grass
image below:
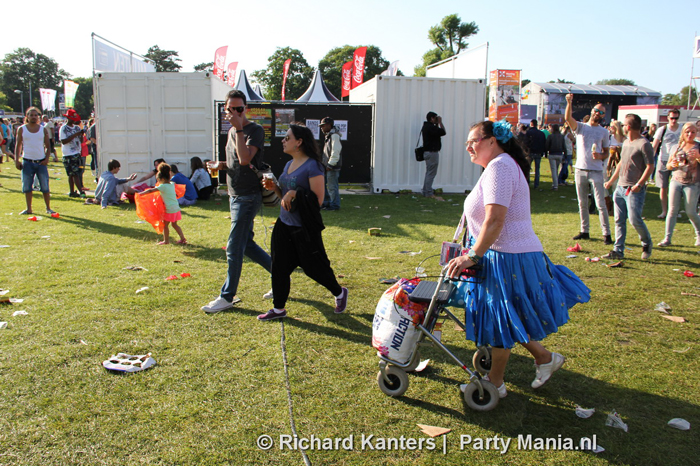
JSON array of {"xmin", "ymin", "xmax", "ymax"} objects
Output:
[
  {"xmin": 9, "ymin": 298, "xmax": 24, "ymax": 303},
  {"xmin": 662, "ymin": 315, "xmax": 687, "ymax": 323},
  {"xmin": 416, "ymin": 424, "xmax": 451, "ymax": 437},
  {"xmin": 655, "ymin": 302, "xmax": 671, "ymax": 312},
  {"xmin": 585, "ymin": 257, "xmax": 600, "ymax": 262},
  {"xmin": 380, "ymin": 278, "xmax": 399, "ymax": 284},
  {"xmin": 165, "ymin": 275, "xmax": 178, "ymax": 281},
  {"xmin": 365, "ymin": 257, "xmax": 382, "ymax": 260},
  {"xmin": 673, "ymin": 347, "xmax": 690, "ymax": 353},
  {"xmin": 605, "ymin": 410, "xmax": 629, "ymax": 432},
  {"xmin": 605, "ymin": 261, "xmax": 624, "ymax": 268},
  {"xmin": 399, "ymin": 250, "xmax": 422, "ymax": 256},
  {"xmin": 566, "ymin": 255, "xmax": 578, "ymax": 258},
  {"xmin": 102, "ymin": 353, "xmax": 156, "ymax": 373},
  {"xmin": 12, "ymin": 310, "xmax": 28, "ymax": 316},
  {"xmin": 135, "ymin": 287, "xmax": 149, "ymax": 294},
  {"xmin": 576, "ymin": 406, "xmax": 596, "ymax": 419},
  {"xmin": 180, "ymin": 273, "xmax": 191, "ymax": 278},
  {"xmin": 667, "ymin": 418, "xmax": 690, "ymax": 430},
  {"xmin": 0, "ymin": 322, "xmax": 7, "ymax": 329},
  {"xmin": 414, "ymin": 359, "xmax": 430, "ymax": 372},
  {"xmin": 0, "ymin": 245, "xmax": 9, "ymax": 248},
  {"xmin": 0, "ymin": 290, "xmax": 9, "ymax": 296},
  {"xmin": 382, "ymin": 215, "xmax": 391, "ymax": 219},
  {"xmin": 124, "ymin": 266, "xmax": 148, "ymax": 271},
  {"xmin": 683, "ymin": 270, "xmax": 695, "ymax": 277}
]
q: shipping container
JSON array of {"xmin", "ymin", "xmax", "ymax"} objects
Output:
[{"xmin": 350, "ymin": 75, "xmax": 486, "ymax": 193}]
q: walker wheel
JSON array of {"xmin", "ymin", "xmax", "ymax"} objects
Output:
[
  {"xmin": 472, "ymin": 346, "xmax": 492, "ymax": 375},
  {"xmin": 463, "ymin": 380, "xmax": 499, "ymax": 412},
  {"xmin": 377, "ymin": 366, "xmax": 409, "ymax": 397},
  {"xmin": 405, "ymin": 351, "xmax": 421, "ymax": 372}
]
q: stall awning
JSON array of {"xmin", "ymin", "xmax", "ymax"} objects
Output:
[{"xmin": 535, "ymin": 83, "xmax": 661, "ymax": 97}]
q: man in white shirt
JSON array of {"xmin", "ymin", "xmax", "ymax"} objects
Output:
[
  {"xmin": 565, "ymin": 94, "xmax": 612, "ymax": 244},
  {"xmin": 652, "ymin": 109, "xmax": 682, "ymax": 218},
  {"xmin": 59, "ymin": 109, "xmax": 86, "ymax": 198}
]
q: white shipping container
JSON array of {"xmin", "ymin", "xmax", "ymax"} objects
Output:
[
  {"xmin": 94, "ymin": 72, "xmax": 215, "ymax": 180},
  {"xmin": 350, "ymin": 75, "xmax": 486, "ymax": 193}
]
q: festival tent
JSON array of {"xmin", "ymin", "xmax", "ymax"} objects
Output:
[
  {"xmin": 296, "ymin": 70, "xmax": 339, "ymax": 102},
  {"xmin": 253, "ymin": 83, "xmax": 266, "ymax": 100},
  {"xmin": 235, "ymin": 69, "xmax": 264, "ymax": 101}
]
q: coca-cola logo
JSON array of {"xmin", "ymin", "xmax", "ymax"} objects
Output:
[{"xmin": 353, "ymin": 56, "xmax": 365, "ymax": 83}]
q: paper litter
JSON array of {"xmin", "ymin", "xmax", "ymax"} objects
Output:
[
  {"xmin": 605, "ymin": 410, "xmax": 628, "ymax": 432},
  {"xmin": 667, "ymin": 418, "xmax": 690, "ymax": 430},
  {"xmin": 102, "ymin": 353, "xmax": 156, "ymax": 373},
  {"xmin": 12, "ymin": 310, "xmax": 28, "ymax": 316},
  {"xmin": 575, "ymin": 406, "xmax": 596, "ymax": 419}
]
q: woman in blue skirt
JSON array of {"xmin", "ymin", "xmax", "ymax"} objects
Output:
[{"xmin": 446, "ymin": 120, "xmax": 591, "ymax": 399}]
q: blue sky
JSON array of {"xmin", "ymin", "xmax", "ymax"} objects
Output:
[{"xmin": 2, "ymin": 0, "xmax": 698, "ymax": 97}]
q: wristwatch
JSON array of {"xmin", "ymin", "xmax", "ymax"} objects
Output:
[{"xmin": 466, "ymin": 249, "xmax": 481, "ymax": 264}]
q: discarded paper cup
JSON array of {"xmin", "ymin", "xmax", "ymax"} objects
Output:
[
  {"xmin": 368, "ymin": 228, "xmax": 381, "ymax": 236},
  {"xmin": 50, "ymin": 212, "xmax": 60, "ymax": 218}
]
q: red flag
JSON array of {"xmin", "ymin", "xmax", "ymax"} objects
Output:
[
  {"xmin": 281, "ymin": 59, "xmax": 292, "ymax": 101},
  {"xmin": 351, "ymin": 47, "xmax": 367, "ymax": 89},
  {"xmin": 341, "ymin": 61, "xmax": 353, "ymax": 98},
  {"xmin": 226, "ymin": 62, "xmax": 238, "ymax": 87},
  {"xmin": 213, "ymin": 46, "xmax": 228, "ymax": 80}
]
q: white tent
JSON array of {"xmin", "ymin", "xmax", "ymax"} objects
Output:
[
  {"xmin": 235, "ymin": 69, "xmax": 264, "ymax": 101},
  {"xmin": 296, "ymin": 70, "xmax": 339, "ymax": 102},
  {"xmin": 253, "ymin": 83, "xmax": 266, "ymax": 100}
]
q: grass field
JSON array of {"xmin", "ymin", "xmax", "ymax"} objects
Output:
[{"xmin": 0, "ymin": 159, "xmax": 698, "ymax": 466}]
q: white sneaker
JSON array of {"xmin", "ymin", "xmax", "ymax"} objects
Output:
[
  {"xmin": 532, "ymin": 352, "xmax": 565, "ymax": 389},
  {"xmin": 695, "ymin": 237, "xmax": 700, "ymax": 247},
  {"xmin": 201, "ymin": 296, "xmax": 240, "ymax": 314},
  {"xmin": 262, "ymin": 289, "xmax": 274, "ymax": 300}
]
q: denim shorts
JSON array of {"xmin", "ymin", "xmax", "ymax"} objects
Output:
[{"xmin": 22, "ymin": 160, "xmax": 50, "ymax": 193}]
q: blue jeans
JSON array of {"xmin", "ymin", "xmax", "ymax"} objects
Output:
[
  {"xmin": 612, "ymin": 184, "xmax": 651, "ymax": 255},
  {"xmin": 323, "ymin": 169, "xmax": 341, "ymax": 210},
  {"xmin": 220, "ymin": 193, "xmax": 272, "ymax": 302},
  {"xmin": 22, "ymin": 160, "xmax": 49, "ymax": 193},
  {"xmin": 530, "ymin": 153, "xmax": 542, "ymax": 188},
  {"xmin": 559, "ymin": 153, "xmax": 573, "ymax": 183}
]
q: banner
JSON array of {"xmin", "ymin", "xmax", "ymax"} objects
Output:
[
  {"xmin": 92, "ymin": 35, "xmax": 155, "ymax": 73},
  {"xmin": 226, "ymin": 62, "xmax": 238, "ymax": 87},
  {"xmin": 351, "ymin": 47, "xmax": 367, "ymax": 89},
  {"xmin": 64, "ymin": 80, "xmax": 79, "ymax": 109},
  {"xmin": 281, "ymin": 59, "xmax": 291, "ymax": 101},
  {"xmin": 488, "ymin": 69, "xmax": 521, "ymax": 125},
  {"xmin": 694, "ymin": 36, "xmax": 700, "ymax": 59},
  {"xmin": 39, "ymin": 88, "xmax": 57, "ymax": 111},
  {"xmin": 213, "ymin": 46, "xmax": 228, "ymax": 80},
  {"xmin": 380, "ymin": 60, "xmax": 399, "ymax": 76},
  {"xmin": 341, "ymin": 61, "xmax": 353, "ymax": 97}
]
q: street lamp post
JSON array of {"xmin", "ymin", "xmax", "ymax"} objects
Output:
[{"xmin": 13, "ymin": 89, "xmax": 24, "ymax": 115}]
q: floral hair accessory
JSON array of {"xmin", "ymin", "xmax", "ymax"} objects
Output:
[{"xmin": 493, "ymin": 119, "xmax": 513, "ymax": 143}]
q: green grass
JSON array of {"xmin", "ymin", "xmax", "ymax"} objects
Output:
[{"xmin": 0, "ymin": 159, "xmax": 698, "ymax": 466}]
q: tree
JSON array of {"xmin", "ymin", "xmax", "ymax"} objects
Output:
[
  {"xmin": 414, "ymin": 14, "xmax": 479, "ymax": 76},
  {"xmin": 547, "ymin": 78, "xmax": 575, "ymax": 84},
  {"xmin": 72, "ymin": 77, "xmax": 94, "ymax": 120},
  {"xmin": 0, "ymin": 47, "xmax": 70, "ymax": 112},
  {"xmin": 144, "ymin": 45, "xmax": 182, "ymax": 72},
  {"xmin": 661, "ymin": 86, "xmax": 698, "ymax": 106},
  {"xmin": 194, "ymin": 62, "xmax": 213, "ymax": 72},
  {"xmin": 252, "ymin": 47, "xmax": 314, "ymax": 101},
  {"xmin": 0, "ymin": 91, "xmax": 11, "ymax": 112},
  {"xmin": 318, "ymin": 45, "xmax": 390, "ymax": 99},
  {"xmin": 596, "ymin": 78, "xmax": 636, "ymax": 86}
]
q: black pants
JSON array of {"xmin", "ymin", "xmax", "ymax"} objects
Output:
[
  {"xmin": 196, "ymin": 185, "xmax": 214, "ymax": 200},
  {"xmin": 271, "ymin": 220, "xmax": 341, "ymax": 310}
]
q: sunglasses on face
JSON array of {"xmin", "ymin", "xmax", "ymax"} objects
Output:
[
  {"xmin": 669, "ymin": 116, "xmax": 679, "ymax": 120},
  {"xmin": 226, "ymin": 106, "xmax": 245, "ymax": 114},
  {"xmin": 592, "ymin": 108, "xmax": 605, "ymax": 116}
]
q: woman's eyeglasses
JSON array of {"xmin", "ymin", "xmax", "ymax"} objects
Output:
[{"xmin": 465, "ymin": 137, "xmax": 488, "ymax": 147}]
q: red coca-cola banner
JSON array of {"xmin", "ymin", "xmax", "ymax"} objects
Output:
[
  {"xmin": 351, "ymin": 47, "xmax": 367, "ymax": 89},
  {"xmin": 281, "ymin": 59, "xmax": 292, "ymax": 101},
  {"xmin": 213, "ymin": 46, "xmax": 228, "ymax": 80},
  {"xmin": 341, "ymin": 61, "xmax": 353, "ymax": 98},
  {"xmin": 226, "ymin": 62, "xmax": 238, "ymax": 87}
]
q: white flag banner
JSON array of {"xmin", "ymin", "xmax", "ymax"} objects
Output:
[
  {"xmin": 381, "ymin": 61, "xmax": 399, "ymax": 76},
  {"xmin": 694, "ymin": 36, "xmax": 700, "ymax": 59},
  {"xmin": 39, "ymin": 88, "xmax": 57, "ymax": 111}
]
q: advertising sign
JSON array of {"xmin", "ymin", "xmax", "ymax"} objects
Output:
[{"xmin": 489, "ymin": 69, "xmax": 521, "ymax": 125}]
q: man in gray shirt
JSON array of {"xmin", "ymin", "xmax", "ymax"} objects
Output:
[{"xmin": 603, "ymin": 114, "xmax": 655, "ymax": 260}]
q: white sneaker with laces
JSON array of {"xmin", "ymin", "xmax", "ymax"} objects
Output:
[
  {"xmin": 201, "ymin": 296, "xmax": 240, "ymax": 314},
  {"xmin": 262, "ymin": 289, "xmax": 274, "ymax": 300},
  {"xmin": 532, "ymin": 352, "xmax": 565, "ymax": 389}
]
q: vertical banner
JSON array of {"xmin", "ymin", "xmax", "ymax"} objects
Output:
[
  {"xmin": 488, "ymin": 70, "xmax": 520, "ymax": 125},
  {"xmin": 39, "ymin": 88, "xmax": 57, "ymax": 111},
  {"xmin": 281, "ymin": 59, "xmax": 292, "ymax": 101},
  {"xmin": 226, "ymin": 62, "xmax": 238, "ymax": 87},
  {"xmin": 64, "ymin": 80, "xmax": 79, "ymax": 109},
  {"xmin": 380, "ymin": 60, "xmax": 399, "ymax": 76},
  {"xmin": 351, "ymin": 46, "xmax": 367, "ymax": 89},
  {"xmin": 213, "ymin": 46, "xmax": 228, "ymax": 80},
  {"xmin": 341, "ymin": 61, "xmax": 353, "ymax": 98},
  {"xmin": 694, "ymin": 36, "xmax": 700, "ymax": 58}
]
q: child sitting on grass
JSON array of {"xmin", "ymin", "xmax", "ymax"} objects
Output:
[
  {"xmin": 138, "ymin": 163, "xmax": 187, "ymax": 245},
  {"xmin": 85, "ymin": 159, "xmax": 136, "ymax": 208}
]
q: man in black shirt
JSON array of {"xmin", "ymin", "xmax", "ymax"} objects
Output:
[
  {"xmin": 526, "ymin": 119, "xmax": 546, "ymax": 188},
  {"xmin": 421, "ymin": 111, "xmax": 446, "ymax": 199}
]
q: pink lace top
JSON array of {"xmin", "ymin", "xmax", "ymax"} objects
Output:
[{"xmin": 464, "ymin": 153, "xmax": 543, "ymax": 253}]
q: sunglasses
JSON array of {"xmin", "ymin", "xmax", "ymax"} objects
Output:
[
  {"xmin": 226, "ymin": 106, "xmax": 245, "ymax": 114},
  {"xmin": 592, "ymin": 108, "xmax": 605, "ymax": 116},
  {"xmin": 668, "ymin": 116, "xmax": 679, "ymax": 120}
]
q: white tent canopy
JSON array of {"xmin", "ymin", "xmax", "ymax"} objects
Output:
[
  {"xmin": 235, "ymin": 69, "xmax": 264, "ymax": 101},
  {"xmin": 296, "ymin": 70, "xmax": 339, "ymax": 102}
]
